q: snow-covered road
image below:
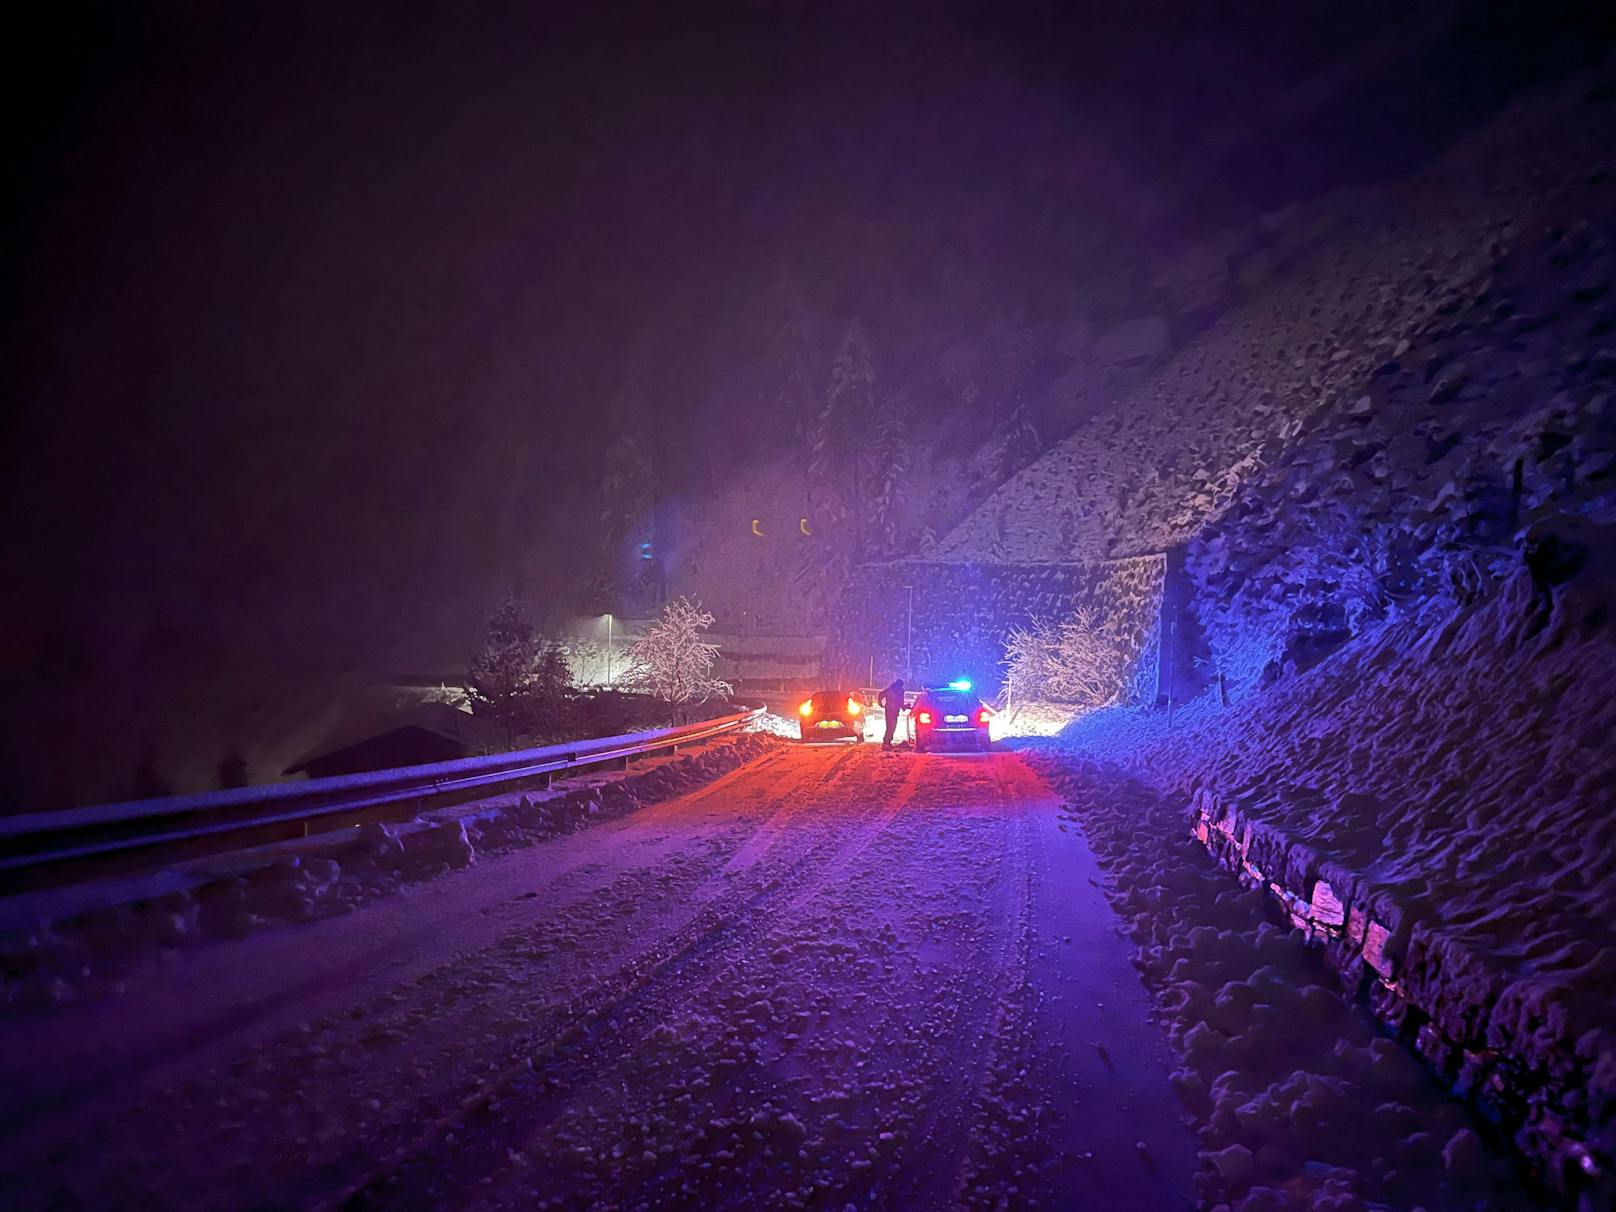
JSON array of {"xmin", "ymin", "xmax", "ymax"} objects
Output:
[{"xmin": 0, "ymin": 744, "xmax": 1196, "ymax": 1210}]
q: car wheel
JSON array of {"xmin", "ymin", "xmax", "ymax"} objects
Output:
[
  {"xmin": 978, "ymin": 733, "xmax": 992, "ymax": 752},
  {"xmin": 914, "ymin": 738, "xmax": 927, "ymax": 753}
]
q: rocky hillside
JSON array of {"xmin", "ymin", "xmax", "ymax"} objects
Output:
[{"xmin": 942, "ymin": 62, "xmax": 1616, "ymax": 691}]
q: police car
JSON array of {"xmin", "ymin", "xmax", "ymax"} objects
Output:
[{"xmin": 911, "ymin": 679, "xmax": 992, "ymax": 753}]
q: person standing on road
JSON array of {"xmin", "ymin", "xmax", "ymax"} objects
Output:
[{"xmin": 877, "ymin": 677, "xmax": 905, "ymax": 751}]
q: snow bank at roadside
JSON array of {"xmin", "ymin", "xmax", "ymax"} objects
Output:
[
  {"xmin": 1045, "ymin": 555, "xmax": 1616, "ymax": 1198},
  {"xmin": 1139, "ymin": 572, "xmax": 1616, "ymax": 1012},
  {"xmin": 1031, "ymin": 754, "xmax": 1541, "ymax": 1211},
  {"xmin": 0, "ymin": 733, "xmax": 779, "ymax": 1011},
  {"xmin": 748, "ymin": 711, "xmax": 804, "ymax": 739}
]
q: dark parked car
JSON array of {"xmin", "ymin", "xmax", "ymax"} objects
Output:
[
  {"xmin": 797, "ymin": 690, "xmax": 867, "ymax": 742},
  {"xmin": 911, "ymin": 680, "xmax": 992, "ymax": 753}
]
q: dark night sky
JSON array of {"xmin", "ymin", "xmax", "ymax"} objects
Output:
[{"xmin": 3, "ymin": 1, "xmax": 1612, "ymax": 801}]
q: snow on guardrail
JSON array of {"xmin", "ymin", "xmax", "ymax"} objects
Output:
[{"xmin": 0, "ymin": 708, "xmax": 765, "ymax": 879}]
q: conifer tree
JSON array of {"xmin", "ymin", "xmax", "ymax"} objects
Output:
[
  {"xmin": 988, "ymin": 506, "xmax": 1010, "ymax": 563},
  {"xmin": 465, "ymin": 598, "xmax": 542, "ymax": 744},
  {"xmin": 867, "ymin": 388, "xmax": 910, "ymax": 557},
  {"xmin": 821, "ymin": 318, "xmax": 878, "ymax": 555},
  {"xmin": 829, "ymin": 317, "xmax": 877, "ymax": 420},
  {"xmin": 989, "ymin": 308, "xmax": 1034, "ymax": 400},
  {"xmin": 765, "ymin": 274, "xmax": 819, "ymax": 441},
  {"xmin": 527, "ymin": 641, "xmax": 575, "ymax": 735}
]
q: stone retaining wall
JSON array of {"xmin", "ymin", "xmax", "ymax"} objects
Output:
[{"xmin": 1187, "ymin": 783, "xmax": 1611, "ymax": 1201}]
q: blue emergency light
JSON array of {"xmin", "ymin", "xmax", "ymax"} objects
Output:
[{"xmin": 949, "ymin": 678, "xmax": 972, "ymax": 692}]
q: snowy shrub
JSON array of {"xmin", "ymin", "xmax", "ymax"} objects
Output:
[
  {"xmin": 622, "ymin": 597, "xmax": 734, "ymax": 718},
  {"xmin": 1295, "ymin": 507, "xmax": 1423, "ymax": 633},
  {"xmin": 1003, "ymin": 608, "xmax": 1131, "ymax": 708}
]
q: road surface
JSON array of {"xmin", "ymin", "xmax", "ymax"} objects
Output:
[{"xmin": 0, "ymin": 742, "xmax": 1196, "ymax": 1210}]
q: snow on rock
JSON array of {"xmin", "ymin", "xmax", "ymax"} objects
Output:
[
  {"xmin": 939, "ymin": 61, "xmax": 1616, "ymax": 691},
  {"xmin": 0, "ymin": 733, "xmax": 780, "ymax": 1010}
]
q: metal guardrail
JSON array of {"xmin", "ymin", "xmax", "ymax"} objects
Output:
[{"xmin": 0, "ymin": 707, "xmax": 765, "ymax": 891}]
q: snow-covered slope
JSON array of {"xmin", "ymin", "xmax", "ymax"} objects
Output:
[
  {"xmin": 1053, "ymin": 558, "xmax": 1616, "ymax": 1195},
  {"xmin": 941, "ymin": 62, "xmax": 1616, "ymax": 596}
]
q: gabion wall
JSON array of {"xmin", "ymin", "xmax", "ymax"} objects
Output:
[{"xmin": 830, "ymin": 556, "xmax": 1167, "ymax": 701}]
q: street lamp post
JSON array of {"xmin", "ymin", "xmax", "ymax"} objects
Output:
[
  {"xmin": 902, "ymin": 584, "xmax": 914, "ymax": 682},
  {"xmin": 605, "ymin": 613, "xmax": 614, "ymax": 687}
]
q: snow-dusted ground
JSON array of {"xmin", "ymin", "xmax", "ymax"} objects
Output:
[{"xmin": 0, "ymin": 745, "xmax": 1203, "ymax": 1210}]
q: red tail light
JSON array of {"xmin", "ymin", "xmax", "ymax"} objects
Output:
[
  {"xmin": 977, "ymin": 708, "xmax": 991, "ymax": 725},
  {"xmin": 917, "ymin": 711, "xmax": 933, "ymax": 725}
]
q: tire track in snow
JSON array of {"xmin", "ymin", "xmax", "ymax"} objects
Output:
[
  {"xmin": 320, "ymin": 748, "xmax": 868, "ymax": 1208},
  {"xmin": 339, "ymin": 746, "xmax": 935, "ymax": 1209},
  {"xmin": 774, "ymin": 752, "xmax": 926, "ymax": 914},
  {"xmin": 4, "ymin": 748, "xmax": 1199, "ymax": 1211},
  {"xmin": 2, "ymin": 745, "xmax": 839, "ymax": 1212},
  {"xmin": 906, "ymin": 759, "xmax": 1035, "ymax": 1208},
  {"xmin": 362, "ymin": 749, "xmax": 1009, "ymax": 1209}
]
